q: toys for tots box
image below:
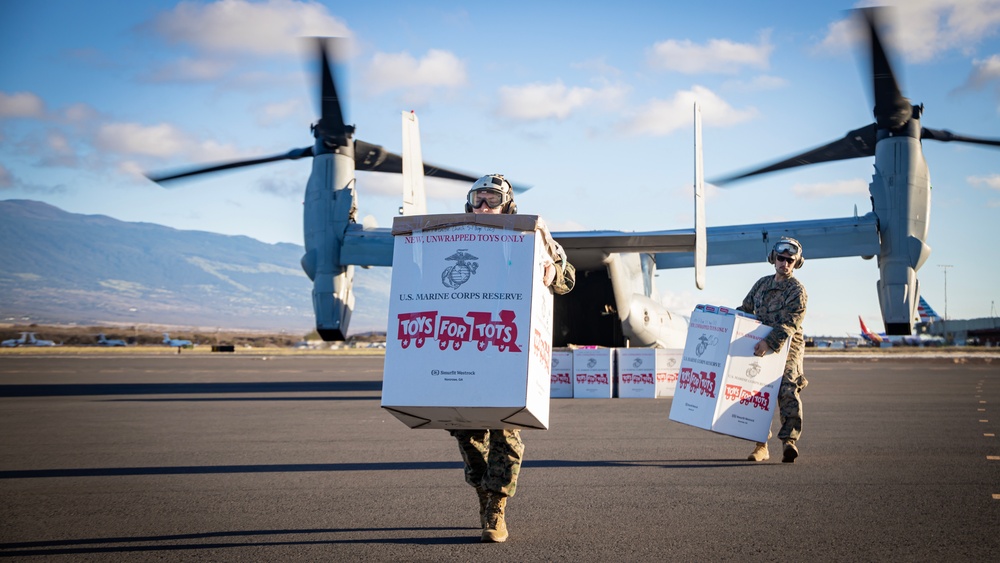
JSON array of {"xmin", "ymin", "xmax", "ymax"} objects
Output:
[
  {"xmin": 667, "ymin": 304, "xmax": 790, "ymax": 442},
  {"xmin": 573, "ymin": 348, "xmax": 614, "ymax": 399},
  {"xmin": 381, "ymin": 214, "xmax": 554, "ymax": 429},
  {"xmin": 550, "ymin": 348, "xmax": 574, "ymax": 398},
  {"xmin": 655, "ymin": 348, "xmax": 683, "ymax": 398},
  {"xmin": 615, "ymin": 348, "xmax": 684, "ymax": 399}
]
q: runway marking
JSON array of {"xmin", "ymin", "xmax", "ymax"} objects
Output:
[
  {"xmin": 979, "ymin": 409, "xmax": 987, "ymax": 412},
  {"xmin": 981, "ymin": 401, "xmax": 988, "ymax": 404},
  {"xmin": 994, "ymin": 494, "xmax": 1000, "ymax": 500},
  {"xmin": 986, "ymin": 433, "xmax": 996, "ymax": 437},
  {"xmin": 981, "ymin": 420, "xmax": 990, "ymax": 423},
  {"xmin": 988, "ymin": 456, "xmax": 999, "ymax": 461}
]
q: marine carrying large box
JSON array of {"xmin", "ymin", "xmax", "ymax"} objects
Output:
[
  {"xmin": 668, "ymin": 304, "xmax": 790, "ymax": 442},
  {"xmin": 381, "ymin": 214, "xmax": 554, "ymax": 429}
]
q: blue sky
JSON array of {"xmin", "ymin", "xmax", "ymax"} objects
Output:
[{"xmin": 1, "ymin": 0, "xmax": 998, "ymax": 337}]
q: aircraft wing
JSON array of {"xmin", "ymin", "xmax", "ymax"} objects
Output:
[
  {"xmin": 340, "ymin": 224, "xmax": 696, "ymax": 272},
  {"xmin": 340, "ymin": 214, "xmax": 876, "ymax": 272},
  {"xmin": 654, "ymin": 213, "xmax": 880, "ymax": 268},
  {"xmin": 552, "ymin": 230, "xmax": 695, "ymax": 271}
]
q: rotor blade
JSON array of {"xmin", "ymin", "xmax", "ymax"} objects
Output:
[
  {"xmin": 921, "ymin": 127, "xmax": 1000, "ymax": 148},
  {"xmin": 354, "ymin": 139, "xmax": 486, "ymax": 184},
  {"xmin": 861, "ymin": 8, "xmax": 911, "ymax": 129},
  {"xmin": 712, "ymin": 124, "xmax": 876, "ymax": 185},
  {"xmin": 147, "ymin": 146, "xmax": 314, "ymax": 183},
  {"xmin": 317, "ymin": 37, "xmax": 347, "ymax": 135}
]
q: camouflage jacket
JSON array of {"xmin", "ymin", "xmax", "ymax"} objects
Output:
[
  {"xmin": 737, "ymin": 274, "xmax": 807, "ymax": 376},
  {"xmin": 538, "ymin": 220, "xmax": 575, "ymax": 296}
]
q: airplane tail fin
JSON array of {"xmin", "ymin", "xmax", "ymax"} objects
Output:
[
  {"xmin": 917, "ymin": 296, "xmax": 942, "ymax": 323},
  {"xmin": 400, "ymin": 111, "xmax": 427, "ymax": 216},
  {"xmin": 858, "ymin": 316, "xmax": 882, "ymax": 343},
  {"xmin": 693, "ymin": 102, "xmax": 706, "ymax": 290}
]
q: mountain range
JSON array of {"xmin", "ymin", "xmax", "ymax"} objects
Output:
[{"xmin": 0, "ymin": 199, "xmax": 390, "ymax": 334}]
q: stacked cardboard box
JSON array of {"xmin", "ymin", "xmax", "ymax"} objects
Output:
[
  {"xmin": 616, "ymin": 348, "xmax": 683, "ymax": 398},
  {"xmin": 572, "ymin": 347, "xmax": 614, "ymax": 399},
  {"xmin": 550, "ymin": 348, "xmax": 574, "ymax": 398}
]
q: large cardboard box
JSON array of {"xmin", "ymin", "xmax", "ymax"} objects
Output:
[
  {"xmin": 573, "ymin": 348, "xmax": 614, "ymax": 399},
  {"xmin": 550, "ymin": 348, "xmax": 574, "ymax": 398},
  {"xmin": 615, "ymin": 348, "xmax": 684, "ymax": 398},
  {"xmin": 381, "ymin": 214, "xmax": 554, "ymax": 429},
  {"xmin": 655, "ymin": 348, "xmax": 683, "ymax": 398},
  {"xmin": 668, "ymin": 304, "xmax": 790, "ymax": 442}
]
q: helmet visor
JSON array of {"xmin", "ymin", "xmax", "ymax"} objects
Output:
[
  {"xmin": 774, "ymin": 240, "xmax": 801, "ymax": 256},
  {"xmin": 468, "ymin": 188, "xmax": 506, "ymax": 209}
]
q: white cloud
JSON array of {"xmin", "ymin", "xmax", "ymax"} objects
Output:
[
  {"xmin": 95, "ymin": 122, "xmax": 243, "ymax": 163},
  {"xmin": 496, "ymin": 80, "xmax": 628, "ymax": 121},
  {"xmin": 962, "ymin": 54, "xmax": 1000, "ymax": 89},
  {"xmin": 818, "ymin": 0, "xmax": 1000, "ymax": 63},
  {"xmin": 722, "ymin": 74, "xmax": 789, "ymax": 92},
  {"xmin": 0, "ymin": 91, "xmax": 45, "ymax": 118},
  {"xmin": 40, "ymin": 132, "xmax": 78, "ymax": 167},
  {"xmin": 622, "ymin": 85, "xmax": 757, "ymax": 136},
  {"xmin": 968, "ymin": 174, "xmax": 1000, "ymax": 190},
  {"xmin": 648, "ymin": 32, "xmax": 773, "ymax": 74},
  {"xmin": 96, "ymin": 123, "xmax": 190, "ymax": 157},
  {"xmin": 363, "ymin": 49, "xmax": 467, "ymax": 95},
  {"xmin": 791, "ymin": 179, "xmax": 870, "ymax": 198},
  {"xmin": 142, "ymin": 57, "xmax": 235, "ymax": 83},
  {"xmin": 149, "ymin": 0, "xmax": 351, "ymax": 56},
  {"xmin": 61, "ymin": 103, "xmax": 99, "ymax": 123},
  {"xmin": 257, "ymin": 99, "xmax": 303, "ymax": 126}
]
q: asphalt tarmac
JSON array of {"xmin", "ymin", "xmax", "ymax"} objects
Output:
[{"xmin": 1, "ymin": 354, "xmax": 998, "ymax": 562}]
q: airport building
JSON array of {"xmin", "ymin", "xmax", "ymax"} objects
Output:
[{"xmin": 927, "ymin": 317, "xmax": 1000, "ymax": 346}]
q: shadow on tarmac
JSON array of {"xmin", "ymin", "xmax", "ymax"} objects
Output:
[
  {"xmin": 0, "ymin": 381, "xmax": 382, "ymax": 397},
  {"xmin": 0, "ymin": 527, "xmax": 479, "ymax": 557},
  {"xmin": 1, "ymin": 459, "xmax": 765, "ymax": 480}
]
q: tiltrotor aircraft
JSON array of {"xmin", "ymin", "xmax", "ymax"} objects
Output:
[
  {"xmin": 148, "ymin": 9, "xmax": 998, "ymax": 346},
  {"xmin": 710, "ymin": 8, "xmax": 999, "ymax": 335}
]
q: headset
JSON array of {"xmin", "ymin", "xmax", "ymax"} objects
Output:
[
  {"xmin": 767, "ymin": 236, "xmax": 805, "ymax": 269},
  {"xmin": 465, "ymin": 174, "xmax": 517, "ymax": 214}
]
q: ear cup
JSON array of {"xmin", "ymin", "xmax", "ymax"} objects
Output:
[
  {"xmin": 767, "ymin": 250, "xmax": 775, "ymax": 264},
  {"xmin": 465, "ymin": 202, "xmax": 473, "ymax": 212},
  {"xmin": 795, "ymin": 256, "xmax": 805, "ymax": 269}
]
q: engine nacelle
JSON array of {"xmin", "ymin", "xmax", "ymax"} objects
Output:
[
  {"xmin": 870, "ymin": 131, "xmax": 931, "ymax": 335},
  {"xmin": 304, "ymin": 150, "xmax": 358, "ymax": 341}
]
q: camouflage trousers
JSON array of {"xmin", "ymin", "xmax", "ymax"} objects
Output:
[
  {"xmin": 776, "ymin": 372, "xmax": 807, "ymax": 444},
  {"xmin": 449, "ymin": 429, "xmax": 524, "ymax": 498}
]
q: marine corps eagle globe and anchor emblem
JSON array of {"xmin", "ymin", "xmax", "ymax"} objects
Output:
[{"xmin": 441, "ymin": 249, "xmax": 478, "ymax": 289}]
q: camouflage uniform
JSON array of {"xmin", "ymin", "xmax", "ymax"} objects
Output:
[
  {"xmin": 450, "ymin": 429, "xmax": 525, "ymax": 497},
  {"xmin": 738, "ymin": 274, "xmax": 808, "ymax": 444},
  {"xmin": 448, "ymin": 223, "xmax": 574, "ymax": 500}
]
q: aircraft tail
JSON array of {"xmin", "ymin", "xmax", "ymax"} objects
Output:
[
  {"xmin": 400, "ymin": 111, "xmax": 427, "ymax": 216},
  {"xmin": 917, "ymin": 296, "xmax": 942, "ymax": 323},
  {"xmin": 693, "ymin": 102, "xmax": 706, "ymax": 290},
  {"xmin": 858, "ymin": 316, "xmax": 883, "ymax": 344}
]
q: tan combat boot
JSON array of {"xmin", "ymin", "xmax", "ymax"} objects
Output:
[
  {"xmin": 476, "ymin": 488, "xmax": 490, "ymax": 528},
  {"xmin": 782, "ymin": 441, "xmax": 799, "ymax": 463},
  {"xmin": 481, "ymin": 495, "xmax": 509, "ymax": 543},
  {"xmin": 747, "ymin": 442, "xmax": 769, "ymax": 461}
]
